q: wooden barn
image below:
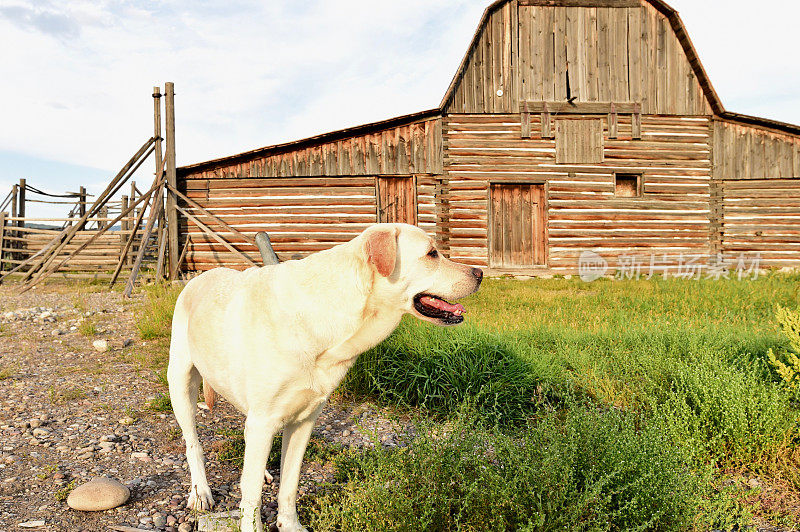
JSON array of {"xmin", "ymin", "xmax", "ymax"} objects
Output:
[{"xmin": 176, "ymin": 0, "xmax": 800, "ymax": 276}]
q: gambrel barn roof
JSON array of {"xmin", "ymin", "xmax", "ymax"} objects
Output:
[{"xmin": 180, "ymin": 0, "xmax": 800, "ymax": 176}]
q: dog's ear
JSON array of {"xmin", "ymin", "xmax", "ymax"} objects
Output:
[{"xmin": 365, "ymin": 226, "xmax": 398, "ymax": 277}]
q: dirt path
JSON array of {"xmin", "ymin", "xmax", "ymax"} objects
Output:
[{"xmin": 0, "ymin": 282, "xmax": 406, "ymax": 532}]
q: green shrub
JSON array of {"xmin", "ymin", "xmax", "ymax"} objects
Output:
[
  {"xmin": 767, "ymin": 306, "xmax": 800, "ymax": 395},
  {"xmin": 308, "ymin": 406, "xmax": 703, "ymax": 532},
  {"xmin": 647, "ymin": 356, "xmax": 795, "ymax": 468},
  {"xmin": 343, "ymin": 322, "xmax": 570, "ymax": 426}
]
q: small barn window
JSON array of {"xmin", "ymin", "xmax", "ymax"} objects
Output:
[
  {"xmin": 555, "ymin": 119, "xmax": 603, "ymax": 164},
  {"xmin": 615, "ymin": 173, "xmax": 642, "ymax": 197}
]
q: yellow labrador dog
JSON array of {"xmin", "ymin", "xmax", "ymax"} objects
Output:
[{"xmin": 167, "ymin": 223, "xmax": 482, "ymax": 532}]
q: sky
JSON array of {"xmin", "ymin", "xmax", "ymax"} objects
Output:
[{"xmin": 1, "ymin": 0, "xmax": 798, "ymax": 218}]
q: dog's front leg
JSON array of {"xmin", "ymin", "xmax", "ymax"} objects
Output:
[
  {"xmin": 276, "ymin": 405, "xmax": 323, "ymax": 532},
  {"xmin": 239, "ymin": 414, "xmax": 278, "ymax": 532}
]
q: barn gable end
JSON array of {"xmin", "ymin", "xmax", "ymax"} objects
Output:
[{"xmin": 443, "ymin": 0, "xmax": 715, "ymax": 115}]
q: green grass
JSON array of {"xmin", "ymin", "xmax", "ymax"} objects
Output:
[
  {"xmin": 309, "ymin": 407, "xmax": 710, "ymax": 532},
  {"xmin": 136, "ymin": 273, "xmax": 800, "ymax": 527},
  {"xmin": 137, "ymin": 282, "xmax": 184, "ymax": 340}
]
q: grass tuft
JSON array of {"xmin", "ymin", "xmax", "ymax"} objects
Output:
[{"xmin": 137, "ymin": 283, "xmax": 184, "ymax": 340}]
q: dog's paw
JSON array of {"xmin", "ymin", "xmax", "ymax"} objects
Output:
[
  {"xmin": 265, "ymin": 469, "xmax": 273, "ymax": 483},
  {"xmin": 187, "ymin": 484, "xmax": 215, "ymax": 511},
  {"xmin": 276, "ymin": 513, "xmax": 308, "ymax": 532}
]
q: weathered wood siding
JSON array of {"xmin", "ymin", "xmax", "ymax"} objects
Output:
[
  {"xmin": 449, "ymin": 1, "xmax": 520, "ymax": 114},
  {"xmin": 446, "ymin": 2, "xmax": 712, "ymax": 115},
  {"xmin": 713, "ymin": 120, "xmax": 800, "ymax": 179},
  {"xmin": 444, "ymin": 114, "xmax": 712, "ymax": 271},
  {"xmin": 179, "ymin": 175, "xmax": 441, "ymax": 271},
  {"xmin": 180, "ymin": 118, "xmax": 443, "ymax": 181},
  {"xmin": 721, "ymin": 179, "xmax": 800, "ymax": 269}
]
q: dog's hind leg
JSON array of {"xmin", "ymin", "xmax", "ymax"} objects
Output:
[
  {"xmin": 168, "ymin": 328, "xmax": 214, "ymax": 511},
  {"xmin": 238, "ymin": 414, "xmax": 277, "ymax": 532}
]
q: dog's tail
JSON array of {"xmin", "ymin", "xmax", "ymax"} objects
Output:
[{"xmin": 202, "ymin": 379, "xmax": 217, "ymax": 412}]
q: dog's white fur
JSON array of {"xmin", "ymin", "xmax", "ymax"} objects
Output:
[{"xmin": 167, "ymin": 223, "xmax": 481, "ymax": 532}]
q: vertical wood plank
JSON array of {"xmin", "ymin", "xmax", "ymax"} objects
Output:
[
  {"xmin": 542, "ymin": 7, "xmax": 555, "ymax": 101},
  {"xmin": 585, "ymin": 7, "xmax": 599, "ymax": 101},
  {"xmin": 554, "ymin": 7, "xmax": 568, "ymax": 100},
  {"xmin": 627, "ymin": 7, "xmax": 642, "ymax": 104}
]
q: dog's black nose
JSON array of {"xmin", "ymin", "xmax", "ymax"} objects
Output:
[{"xmin": 472, "ymin": 268, "xmax": 483, "ymax": 283}]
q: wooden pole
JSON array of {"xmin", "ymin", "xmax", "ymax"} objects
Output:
[
  {"xmin": 120, "ymin": 195, "xmax": 129, "ymax": 266},
  {"xmin": 124, "ymin": 182, "xmax": 166, "ymax": 297},
  {"xmin": 99, "ymin": 207, "xmax": 108, "ymax": 230},
  {"xmin": 170, "ymin": 237, "xmax": 191, "ymax": 281},
  {"xmin": 17, "ymin": 179, "xmax": 25, "ymax": 223},
  {"xmin": 111, "ymin": 158, "xmax": 167, "ymax": 287},
  {"xmin": 20, "ymin": 137, "xmax": 155, "ymax": 284},
  {"xmin": 164, "ymin": 82, "xmax": 179, "ymax": 280},
  {"xmin": 78, "ymin": 186, "xmax": 86, "ymax": 230},
  {"xmin": 18, "ymin": 177, "xmax": 164, "ymax": 291},
  {"xmin": 17, "ymin": 180, "xmax": 25, "ymax": 262},
  {"xmin": 153, "ymin": 86, "xmax": 166, "ymax": 280},
  {"xmin": 0, "ymin": 212, "xmax": 6, "ymax": 276},
  {"xmin": 10, "ymin": 185, "xmax": 17, "ymax": 261}
]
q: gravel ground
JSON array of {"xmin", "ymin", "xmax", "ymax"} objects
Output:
[{"xmin": 0, "ymin": 281, "xmax": 410, "ymax": 532}]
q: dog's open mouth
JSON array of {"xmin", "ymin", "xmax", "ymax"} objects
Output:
[{"xmin": 413, "ymin": 294, "xmax": 465, "ymax": 325}]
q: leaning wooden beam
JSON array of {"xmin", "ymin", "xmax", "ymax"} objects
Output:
[
  {"xmin": 170, "ymin": 237, "xmax": 191, "ymax": 281},
  {"xmin": 175, "ymin": 204, "xmax": 259, "ymax": 268},
  {"xmin": 123, "ymin": 181, "xmax": 166, "ymax": 298},
  {"xmin": 18, "ymin": 177, "xmax": 163, "ymax": 293},
  {"xmin": 154, "ymin": 222, "xmax": 168, "ymax": 281},
  {"xmin": 110, "ymin": 158, "xmax": 168, "ymax": 287},
  {"xmin": 165, "ymin": 182, "xmax": 256, "ymax": 245},
  {"xmin": 20, "ymin": 137, "xmax": 155, "ymax": 283}
]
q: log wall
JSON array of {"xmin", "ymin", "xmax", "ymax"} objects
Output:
[
  {"xmin": 446, "ymin": 1, "xmax": 712, "ymax": 115},
  {"xmin": 444, "ymin": 113, "xmax": 713, "ymax": 271},
  {"xmin": 180, "ymin": 175, "xmax": 441, "ymax": 271},
  {"xmin": 179, "ymin": 118, "xmax": 443, "ymax": 181},
  {"xmin": 720, "ymin": 178, "xmax": 800, "ymax": 269}
]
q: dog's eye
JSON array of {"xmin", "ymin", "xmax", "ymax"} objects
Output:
[{"xmin": 427, "ymin": 249, "xmax": 439, "ymax": 259}]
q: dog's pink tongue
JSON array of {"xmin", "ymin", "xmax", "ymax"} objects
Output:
[{"xmin": 421, "ymin": 296, "xmax": 464, "ymax": 313}]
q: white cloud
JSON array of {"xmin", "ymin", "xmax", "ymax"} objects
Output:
[{"xmin": 0, "ymin": 0, "xmax": 797, "ymax": 210}]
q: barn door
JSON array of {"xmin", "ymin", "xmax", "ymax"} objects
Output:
[
  {"xmin": 489, "ymin": 183, "xmax": 546, "ymax": 268},
  {"xmin": 377, "ymin": 176, "xmax": 418, "ymax": 225}
]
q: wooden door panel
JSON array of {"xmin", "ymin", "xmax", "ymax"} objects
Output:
[
  {"xmin": 377, "ymin": 177, "xmax": 417, "ymax": 225},
  {"xmin": 489, "ymin": 183, "xmax": 546, "ymax": 268}
]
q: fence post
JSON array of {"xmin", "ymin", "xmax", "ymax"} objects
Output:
[
  {"xmin": 153, "ymin": 86, "xmax": 166, "ymax": 280},
  {"xmin": 10, "ymin": 185, "xmax": 17, "ymax": 261},
  {"xmin": 0, "ymin": 211, "xmax": 5, "ymax": 276},
  {"xmin": 164, "ymin": 82, "xmax": 179, "ymax": 279},
  {"xmin": 78, "ymin": 186, "xmax": 86, "ymax": 230},
  {"xmin": 17, "ymin": 179, "xmax": 25, "ymax": 263},
  {"xmin": 121, "ymin": 195, "xmax": 129, "ymax": 267}
]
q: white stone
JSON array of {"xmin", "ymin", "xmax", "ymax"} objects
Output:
[
  {"xmin": 18, "ymin": 520, "xmax": 45, "ymax": 528},
  {"xmin": 92, "ymin": 339, "xmax": 108, "ymax": 353},
  {"xmin": 67, "ymin": 477, "xmax": 130, "ymax": 511}
]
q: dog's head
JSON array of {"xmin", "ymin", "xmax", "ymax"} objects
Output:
[{"xmin": 360, "ymin": 223, "xmax": 482, "ymax": 326}]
